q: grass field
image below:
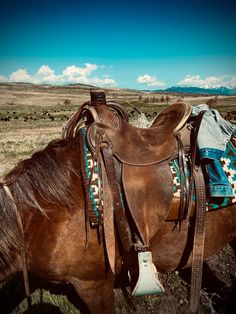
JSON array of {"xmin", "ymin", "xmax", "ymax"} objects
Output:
[{"xmin": 0, "ymin": 83, "xmax": 236, "ymax": 313}]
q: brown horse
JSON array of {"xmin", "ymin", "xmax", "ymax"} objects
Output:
[{"xmin": 0, "ymin": 108, "xmax": 236, "ymax": 313}]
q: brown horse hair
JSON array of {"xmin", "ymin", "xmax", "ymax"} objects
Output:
[{"xmin": 0, "ymin": 138, "xmax": 81, "ymax": 272}]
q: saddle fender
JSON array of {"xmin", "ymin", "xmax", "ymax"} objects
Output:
[{"xmin": 122, "ymin": 162, "xmax": 174, "ymax": 244}]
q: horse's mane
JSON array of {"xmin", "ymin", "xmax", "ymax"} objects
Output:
[{"xmin": 0, "ymin": 138, "xmax": 81, "ymax": 271}]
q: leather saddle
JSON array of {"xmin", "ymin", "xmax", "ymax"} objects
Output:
[
  {"xmin": 81, "ymin": 92, "xmax": 194, "ymax": 244},
  {"xmin": 63, "ymin": 91, "xmax": 209, "ymax": 308},
  {"xmin": 87, "ymin": 102, "xmax": 192, "ymax": 166},
  {"xmin": 62, "ymin": 92, "xmax": 195, "ymax": 233}
]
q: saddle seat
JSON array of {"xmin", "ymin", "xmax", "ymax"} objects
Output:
[{"xmin": 87, "ymin": 102, "xmax": 192, "ymax": 166}]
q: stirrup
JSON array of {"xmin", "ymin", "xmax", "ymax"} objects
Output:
[{"xmin": 130, "ymin": 251, "xmax": 165, "ymax": 296}]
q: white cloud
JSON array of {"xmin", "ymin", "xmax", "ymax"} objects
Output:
[
  {"xmin": 137, "ymin": 74, "xmax": 165, "ymax": 87},
  {"xmin": 9, "ymin": 69, "xmax": 32, "ymax": 82},
  {"xmin": 227, "ymin": 76, "xmax": 236, "ymax": 88},
  {"xmin": 0, "ymin": 75, "xmax": 8, "ymax": 82},
  {"xmin": 87, "ymin": 77, "xmax": 116, "ymax": 86},
  {"xmin": 177, "ymin": 75, "xmax": 236, "ymax": 88},
  {"xmin": 37, "ymin": 65, "xmax": 55, "ymax": 76},
  {"xmin": 62, "ymin": 74, "xmax": 115, "ymax": 86},
  {"xmin": 3, "ymin": 63, "xmax": 116, "ymax": 87},
  {"xmin": 99, "ymin": 64, "xmax": 114, "ymax": 69},
  {"xmin": 34, "ymin": 65, "xmax": 58, "ymax": 84},
  {"xmin": 62, "ymin": 63, "xmax": 98, "ymax": 79}
]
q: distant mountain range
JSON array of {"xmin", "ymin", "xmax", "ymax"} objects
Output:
[
  {"xmin": 1, "ymin": 82, "xmax": 236, "ymax": 95},
  {"xmin": 154, "ymin": 86, "xmax": 236, "ymax": 95}
]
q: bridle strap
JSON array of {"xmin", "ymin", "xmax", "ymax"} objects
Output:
[{"xmin": 3, "ymin": 184, "xmax": 32, "ymax": 311}]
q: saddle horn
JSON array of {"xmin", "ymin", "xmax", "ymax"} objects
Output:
[{"xmin": 90, "ymin": 90, "xmax": 106, "ymax": 106}]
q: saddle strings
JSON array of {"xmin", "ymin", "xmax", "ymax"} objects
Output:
[
  {"xmin": 174, "ymin": 110, "xmax": 207, "ymax": 224},
  {"xmin": 186, "ymin": 110, "xmax": 207, "ymax": 221},
  {"xmin": 175, "ymin": 132, "xmax": 189, "ymax": 224}
]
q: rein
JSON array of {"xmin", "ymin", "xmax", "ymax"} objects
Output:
[{"xmin": 2, "ymin": 184, "xmax": 32, "ymax": 312}]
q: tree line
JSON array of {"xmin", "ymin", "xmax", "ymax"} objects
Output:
[{"xmin": 138, "ymin": 95, "xmax": 171, "ymax": 104}]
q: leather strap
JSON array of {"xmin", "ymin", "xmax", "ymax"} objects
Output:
[
  {"xmin": 187, "ymin": 110, "xmax": 207, "ymax": 313},
  {"xmin": 100, "ymin": 159, "xmax": 116, "ymax": 274},
  {"xmin": 3, "ymin": 184, "xmax": 32, "ymax": 312},
  {"xmin": 186, "ymin": 111, "xmax": 206, "ymax": 220},
  {"xmin": 190, "ymin": 166, "xmax": 206, "ymax": 313},
  {"xmin": 101, "ymin": 143, "xmax": 133, "ymax": 252},
  {"xmin": 174, "ymin": 111, "xmax": 206, "ymax": 223},
  {"xmin": 176, "ymin": 132, "xmax": 189, "ymax": 221}
]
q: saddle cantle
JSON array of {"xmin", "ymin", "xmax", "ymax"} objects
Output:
[
  {"xmin": 87, "ymin": 102, "xmax": 192, "ymax": 166},
  {"xmin": 150, "ymin": 102, "xmax": 192, "ymax": 132}
]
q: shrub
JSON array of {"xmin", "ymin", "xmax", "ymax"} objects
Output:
[{"xmin": 64, "ymin": 99, "xmax": 71, "ymax": 105}]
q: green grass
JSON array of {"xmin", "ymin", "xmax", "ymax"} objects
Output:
[{"xmin": 0, "ymin": 275, "xmax": 81, "ymax": 314}]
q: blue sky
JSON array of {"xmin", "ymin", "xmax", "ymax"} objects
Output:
[{"xmin": 0, "ymin": 0, "xmax": 235, "ymax": 89}]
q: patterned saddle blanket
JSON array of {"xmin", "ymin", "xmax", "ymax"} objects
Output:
[{"xmin": 170, "ymin": 133, "xmax": 236, "ymax": 212}]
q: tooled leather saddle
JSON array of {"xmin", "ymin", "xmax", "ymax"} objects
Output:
[
  {"xmin": 63, "ymin": 90, "xmax": 204, "ymax": 239},
  {"xmin": 63, "ymin": 90, "xmax": 207, "ymax": 312}
]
